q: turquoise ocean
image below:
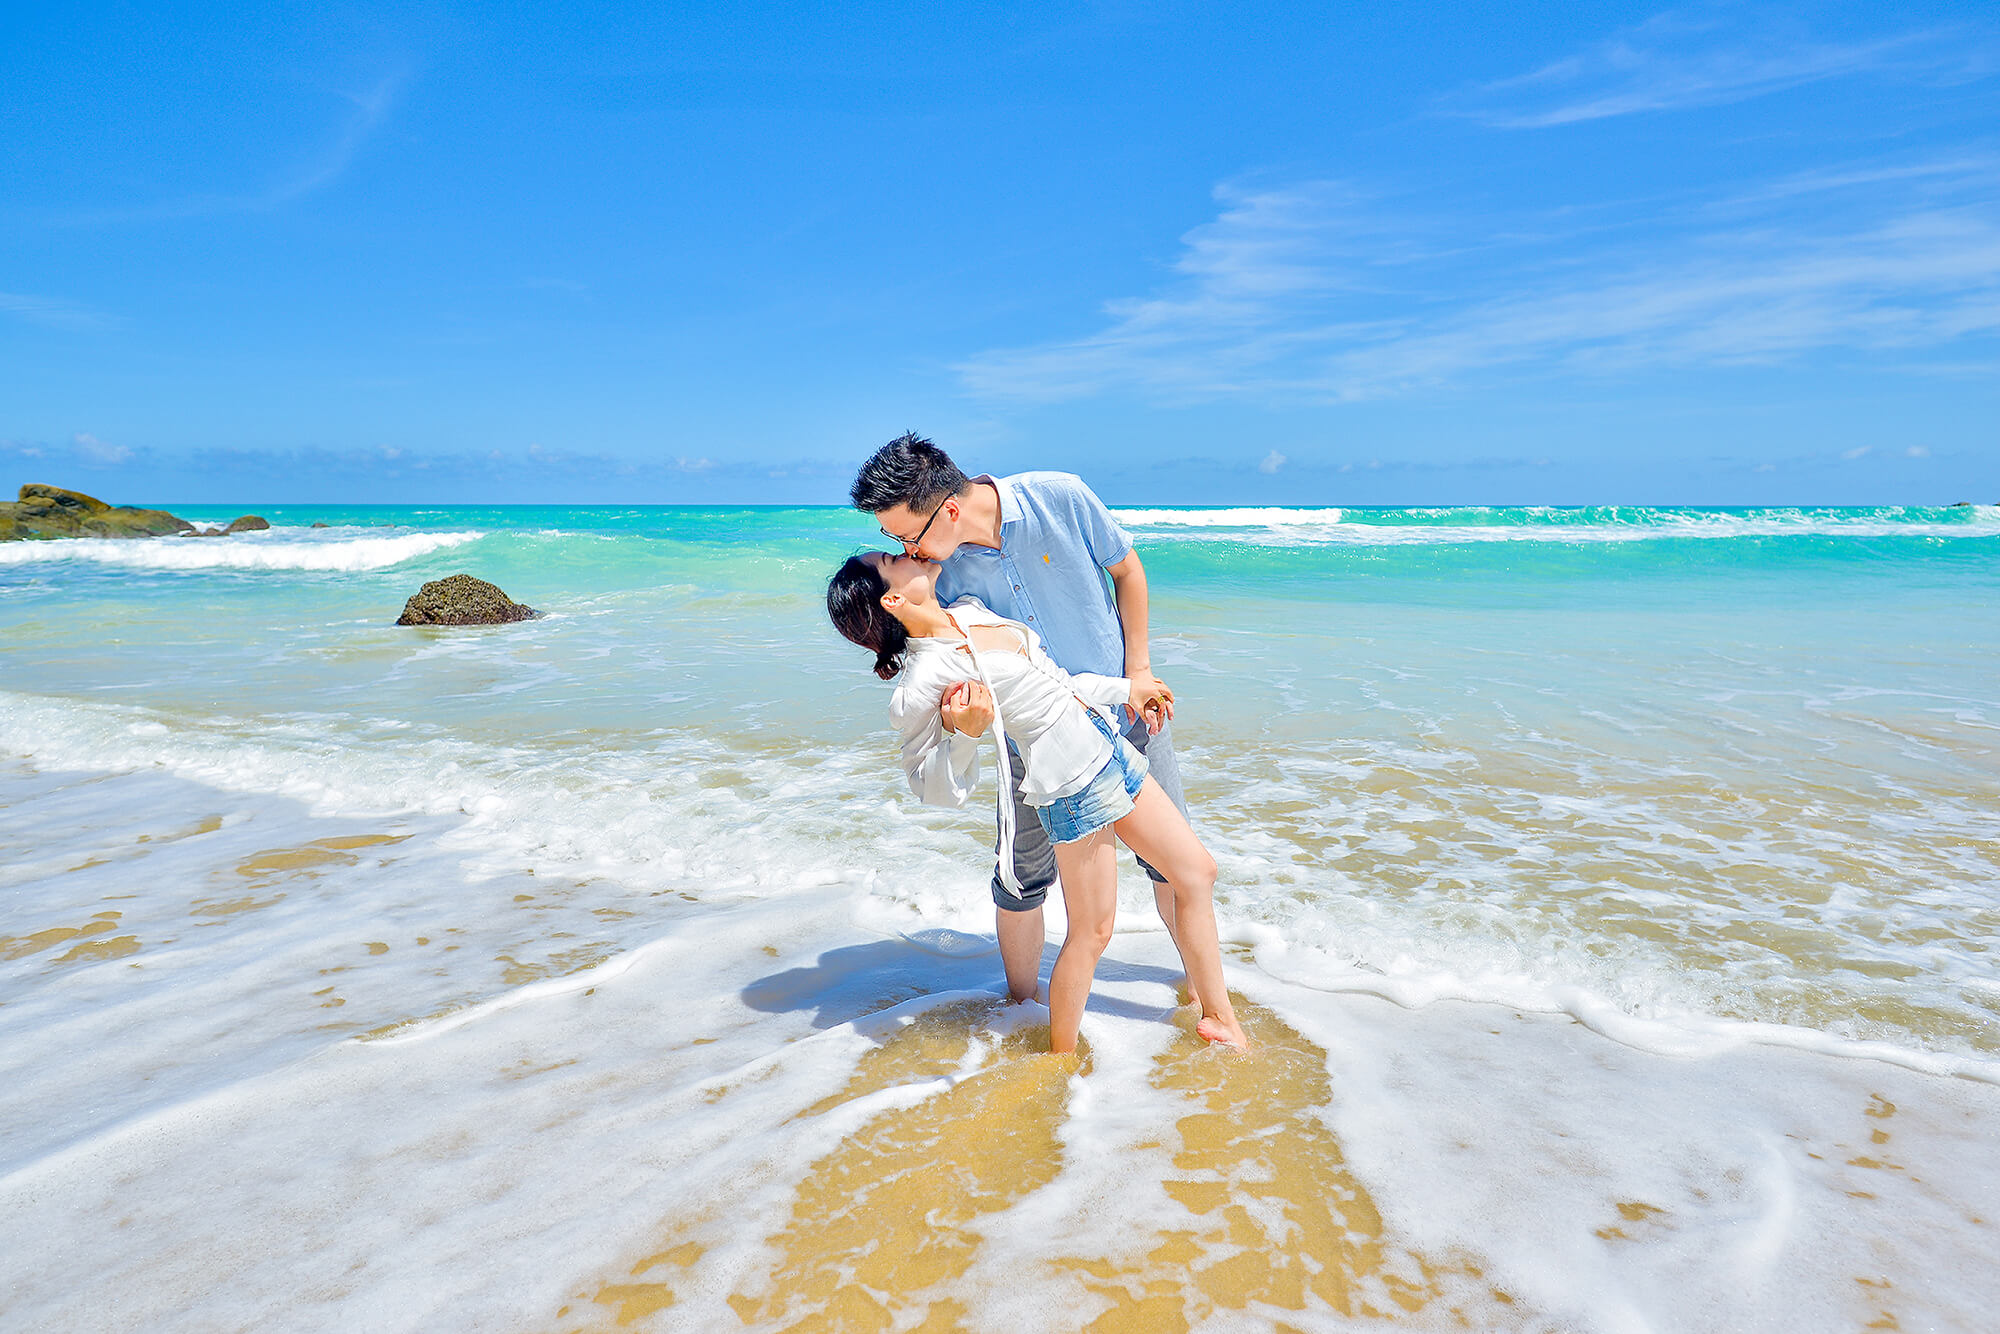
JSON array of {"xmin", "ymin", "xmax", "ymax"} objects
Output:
[{"xmin": 3, "ymin": 502, "xmax": 1997, "ymax": 1331}]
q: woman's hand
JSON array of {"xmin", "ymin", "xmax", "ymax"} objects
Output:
[
  {"xmin": 942, "ymin": 681, "xmax": 994, "ymax": 738},
  {"xmin": 1127, "ymin": 674, "xmax": 1173, "ymax": 735}
]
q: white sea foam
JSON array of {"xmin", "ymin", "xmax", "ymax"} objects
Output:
[
  {"xmin": 5, "ymin": 856, "xmax": 1994, "ymax": 1333},
  {"xmin": 1110, "ymin": 506, "xmax": 1347, "ymax": 526},
  {"xmin": 7, "ymin": 680, "xmax": 1995, "ymax": 1070},
  {"xmin": 1111, "ymin": 504, "xmax": 2000, "ymax": 546},
  {"xmin": 6, "ymin": 704, "xmax": 2000, "ymax": 1330},
  {"xmin": 0, "ymin": 530, "xmax": 483, "ymax": 572}
]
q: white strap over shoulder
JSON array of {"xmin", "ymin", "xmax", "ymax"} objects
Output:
[{"xmin": 948, "ymin": 611, "xmax": 1024, "ymax": 900}]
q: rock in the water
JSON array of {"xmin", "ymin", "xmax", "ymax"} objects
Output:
[
  {"xmin": 310, "ymin": 521, "xmax": 330, "ymax": 528},
  {"xmin": 396, "ymin": 574, "xmax": 537, "ymax": 626},
  {"xmin": 225, "ymin": 515, "xmax": 271, "ymax": 533},
  {"xmin": 197, "ymin": 527, "xmax": 225, "ymax": 537},
  {"xmin": 0, "ymin": 484, "xmax": 196, "ymax": 540}
]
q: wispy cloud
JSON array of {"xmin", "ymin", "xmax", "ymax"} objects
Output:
[
  {"xmin": 1321, "ymin": 212, "xmax": 2000, "ymax": 399},
  {"xmin": 1442, "ymin": 12, "xmax": 1986, "ymax": 128},
  {"xmin": 957, "ymin": 164, "xmax": 2000, "ymax": 406},
  {"xmin": 1715, "ymin": 156, "xmax": 2000, "ymax": 210},
  {"xmin": 0, "ymin": 291, "xmax": 119, "ymax": 331},
  {"xmin": 0, "ymin": 432, "xmax": 144, "ymax": 475},
  {"xmin": 71, "ymin": 433, "xmax": 132, "ymax": 467},
  {"xmin": 59, "ymin": 72, "xmax": 406, "ymax": 224},
  {"xmin": 957, "ymin": 181, "xmax": 1415, "ymax": 404}
]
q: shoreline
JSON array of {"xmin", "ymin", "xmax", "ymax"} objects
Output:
[{"xmin": 3, "ymin": 757, "xmax": 1997, "ymax": 1330}]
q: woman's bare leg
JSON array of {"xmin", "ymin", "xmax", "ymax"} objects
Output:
[
  {"xmin": 1150, "ymin": 880, "xmax": 1204, "ymax": 1012},
  {"xmin": 1047, "ymin": 829, "xmax": 1120, "ymax": 1054},
  {"xmin": 1114, "ymin": 779, "xmax": 1246, "ymax": 1048}
]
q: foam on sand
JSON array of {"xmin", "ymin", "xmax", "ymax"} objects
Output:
[{"xmin": 2, "ymin": 865, "xmax": 1994, "ymax": 1333}]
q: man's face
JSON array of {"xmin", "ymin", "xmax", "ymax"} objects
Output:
[{"xmin": 875, "ymin": 494, "xmax": 963, "ymax": 564}]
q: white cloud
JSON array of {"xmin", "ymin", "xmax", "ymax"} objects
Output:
[
  {"xmin": 1906, "ymin": 445, "xmax": 1931, "ymax": 457},
  {"xmin": 71, "ymin": 432, "xmax": 132, "ymax": 466},
  {"xmin": 57, "ymin": 71, "xmax": 407, "ymax": 224},
  {"xmin": 0, "ymin": 291, "xmax": 117, "ymax": 331},
  {"xmin": 957, "ymin": 168, "xmax": 2000, "ymax": 407},
  {"xmin": 956, "ymin": 181, "xmax": 1406, "ymax": 404},
  {"xmin": 1258, "ymin": 450, "xmax": 1286, "ymax": 474},
  {"xmin": 1442, "ymin": 13, "xmax": 1981, "ymax": 129}
]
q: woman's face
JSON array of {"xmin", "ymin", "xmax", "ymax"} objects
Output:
[{"xmin": 866, "ymin": 550, "xmax": 936, "ymax": 608}]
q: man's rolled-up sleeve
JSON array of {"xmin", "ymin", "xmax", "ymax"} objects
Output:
[{"xmin": 1065, "ymin": 476, "xmax": 1133, "ymax": 569}]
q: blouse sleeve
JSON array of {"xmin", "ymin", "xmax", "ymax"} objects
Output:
[
  {"xmin": 1068, "ymin": 671, "xmax": 1133, "ymax": 720},
  {"xmin": 890, "ymin": 666, "xmax": 983, "ymax": 807}
]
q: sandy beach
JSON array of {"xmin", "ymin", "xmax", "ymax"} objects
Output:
[{"xmin": 3, "ymin": 505, "xmax": 1996, "ymax": 1331}]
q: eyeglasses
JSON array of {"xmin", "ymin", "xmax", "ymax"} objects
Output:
[{"xmin": 880, "ymin": 496, "xmax": 949, "ymax": 549}]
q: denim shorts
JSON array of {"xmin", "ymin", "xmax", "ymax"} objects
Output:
[{"xmin": 1033, "ymin": 709, "xmax": 1149, "ymax": 845}]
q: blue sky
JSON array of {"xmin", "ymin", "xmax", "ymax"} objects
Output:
[{"xmin": 3, "ymin": 1, "xmax": 1997, "ymax": 504}]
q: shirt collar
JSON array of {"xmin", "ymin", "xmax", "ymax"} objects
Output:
[{"xmin": 972, "ymin": 474, "xmax": 1020, "ymax": 530}]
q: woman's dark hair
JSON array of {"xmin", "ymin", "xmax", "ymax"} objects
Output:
[
  {"xmin": 849, "ymin": 431, "xmax": 969, "ymax": 514},
  {"xmin": 827, "ymin": 554, "xmax": 910, "ymax": 680}
]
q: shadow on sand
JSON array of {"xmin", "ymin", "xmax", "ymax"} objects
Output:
[{"xmin": 741, "ymin": 934, "xmax": 1190, "ymax": 1030}]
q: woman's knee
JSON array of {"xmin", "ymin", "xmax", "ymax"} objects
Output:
[
  {"xmin": 1068, "ymin": 912, "xmax": 1116, "ymax": 955},
  {"xmin": 1173, "ymin": 849, "xmax": 1217, "ymax": 898}
]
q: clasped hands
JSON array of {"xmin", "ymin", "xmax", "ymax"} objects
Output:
[
  {"xmin": 940, "ymin": 680, "xmax": 995, "ymax": 737},
  {"xmin": 939, "ymin": 671, "xmax": 1175, "ymax": 738}
]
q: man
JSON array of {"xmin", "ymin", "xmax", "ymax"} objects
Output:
[{"xmin": 850, "ymin": 431, "xmax": 1195, "ymax": 1004}]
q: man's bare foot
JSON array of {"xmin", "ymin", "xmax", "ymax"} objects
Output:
[{"xmin": 1196, "ymin": 1014, "xmax": 1248, "ymax": 1050}]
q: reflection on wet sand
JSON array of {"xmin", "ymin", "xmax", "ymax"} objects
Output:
[
  {"xmin": 1056, "ymin": 999, "xmax": 1506, "ymax": 1332},
  {"xmin": 554, "ymin": 998, "xmax": 1520, "ymax": 1332},
  {"xmin": 499, "ymin": 944, "xmax": 618, "ymax": 987},
  {"xmin": 723, "ymin": 1000, "xmax": 1073, "ymax": 1331},
  {"xmin": 1, "ymin": 910, "xmax": 124, "ymax": 962},
  {"xmin": 232, "ymin": 833, "xmax": 410, "ymax": 884}
]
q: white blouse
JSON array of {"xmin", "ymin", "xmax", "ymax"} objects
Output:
[{"xmin": 889, "ymin": 598, "xmax": 1131, "ymax": 896}]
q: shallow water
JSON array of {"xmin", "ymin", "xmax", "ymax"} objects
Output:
[{"xmin": 2, "ymin": 503, "xmax": 1997, "ymax": 1330}]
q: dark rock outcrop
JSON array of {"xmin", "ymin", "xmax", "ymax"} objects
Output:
[
  {"xmin": 225, "ymin": 515, "xmax": 271, "ymax": 533},
  {"xmin": 0, "ymin": 484, "xmax": 196, "ymax": 541},
  {"xmin": 396, "ymin": 574, "xmax": 537, "ymax": 626}
]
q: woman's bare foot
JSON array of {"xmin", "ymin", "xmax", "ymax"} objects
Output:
[{"xmin": 1196, "ymin": 1013, "xmax": 1248, "ymax": 1049}]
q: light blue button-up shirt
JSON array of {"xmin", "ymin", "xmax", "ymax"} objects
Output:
[{"xmin": 933, "ymin": 471, "xmax": 1134, "ymax": 679}]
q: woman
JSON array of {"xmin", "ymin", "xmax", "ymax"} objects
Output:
[{"xmin": 827, "ymin": 550, "xmax": 1247, "ymax": 1053}]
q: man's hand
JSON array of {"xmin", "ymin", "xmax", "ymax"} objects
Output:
[
  {"xmin": 1126, "ymin": 670, "xmax": 1174, "ymax": 734},
  {"xmin": 942, "ymin": 681, "xmax": 994, "ymax": 738}
]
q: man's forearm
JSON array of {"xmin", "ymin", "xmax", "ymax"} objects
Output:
[{"xmin": 1109, "ymin": 552, "xmax": 1152, "ymax": 673}]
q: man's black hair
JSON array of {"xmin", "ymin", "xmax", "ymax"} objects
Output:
[{"xmin": 849, "ymin": 432, "xmax": 969, "ymax": 514}]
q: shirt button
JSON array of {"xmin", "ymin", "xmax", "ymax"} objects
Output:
[
  {"xmin": 1013, "ymin": 584, "xmax": 1021, "ymax": 591},
  {"xmin": 1026, "ymin": 615, "xmax": 1034, "ymax": 621}
]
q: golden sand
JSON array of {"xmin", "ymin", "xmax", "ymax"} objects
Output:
[
  {"xmin": 499, "ymin": 944, "xmax": 618, "ymax": 987},
  {"xmin": 232, "ymin": 833, "xmax": 410, "ymax": 883},
  {"xmin": 1, "ymin": 910, "xmax": 123, "ymax": 962},
  {"xmin": 552, "ymin": 1000, "xmax": 1518, "ymax": 1332}
]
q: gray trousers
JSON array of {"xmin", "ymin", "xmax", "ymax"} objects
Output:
[{"xmin": 991, "ymin": 715, "xmax": 1188, "ymax": 911}]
